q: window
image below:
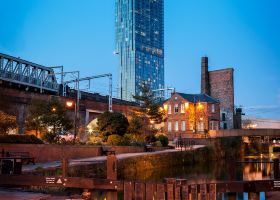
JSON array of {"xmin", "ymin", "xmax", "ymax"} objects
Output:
[
  {"xmin": 174, "ymin": 121, "xmax": 178, "ymax": 131},
  {"xmin": 222, "ymin": 113, "xmax": 226, "ymax": 121},
  {"xmin": 211, "ymin": 104, "xmax": 215, "ymax": 113},
  {"xmin": 181, "ymin": 104, "xmax": 185, "ymax": 113},
  {"xmin": 181, "ymin": 121, "xmax": 186, "ymax": 131},
  {"xmin": 168, "ymin": 122, "xmax": 172, "ymax": 132},
  {"xmin": 174, "ymin": 104, "xmax": 179, "ymax": 113},
  {"xmin": 168, "ymin": 105, "xmax": 172, "ymax": 114},
  {"xmin": 190, "ymin": 123, "xmax": 194, "ymax": 131},
  {"xmin": 209, "ymin": 121, "xmax": 218, "ymax": 130},
  {"xmin": 197, "ymin": 122, "xmax": 204, "ymax": 132}
]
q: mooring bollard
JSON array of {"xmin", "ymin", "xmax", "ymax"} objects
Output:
[{"xmin": 274, "ymin": 158, "xmax": 279, "ymax": 179}]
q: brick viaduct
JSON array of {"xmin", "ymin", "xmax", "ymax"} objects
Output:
[{"xmin": 0, "ymin": 87, "xmax": 137, "ymax": 134}]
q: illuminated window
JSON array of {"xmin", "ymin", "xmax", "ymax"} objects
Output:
[
  {"xmin": 197, "ymin": 122, "xmax": 204, "ymax": 132},
  {"xmin": 175, "ymin": 121, "xmax": 178, "ymax": 131},
  {"xmin": 211, "ymin": 104, "xmax": 215, "ymax": 113},
  {"xmin": 174, "ymin": 104, "xmax": 179, "ymax": 113},
  {"xmin": 181, "ymin": 121, "xmax": 186, "ymax": 131},
  {"xmin": 181, "ymin": 104, "xmax": 185, "ymax": 113},
  {"xmin": 168, "ymin": 122, "xmax": 172, "ymax": 132},
  {"xmin": 168, "ymin": 105, "xmax": 172, "ymax": 114}
]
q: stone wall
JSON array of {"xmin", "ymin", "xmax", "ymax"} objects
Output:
[{"xmin": 0, "ymin": 144, "xmax": 145, "ymax": 162}]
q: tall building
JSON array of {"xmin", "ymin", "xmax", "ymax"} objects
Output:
[{"xmin": 115, "ymin": 0, "xmax": 164, "ymax": 101}]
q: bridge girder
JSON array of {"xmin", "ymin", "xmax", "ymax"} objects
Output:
[{"xmin": 0, "ymin": 53, "xmax": 58, "ymax": 92}]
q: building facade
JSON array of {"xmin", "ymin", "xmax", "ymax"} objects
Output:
[
  {"xmin": 201, "ymin": 57, "xmax": 235, "ymax": 129},
  {"xmin": 163, "ymin": 92, "xmax": 220, "ymax": 139},
  {"xmin": 115, "ymin": 0, "xmax": 164, "ymax": 101}
]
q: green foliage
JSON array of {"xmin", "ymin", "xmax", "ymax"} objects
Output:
[
  {"xmin": 153, "ymin": 141, "xmax": 162, "ymax": 147},
  {"xmin": 26, "ymin": 98, "xmax": 73, "ymax": 142},
  {"xmin": 127, "ymin": 114, "xmax": 143, "ymax": 135},
  {"xmin": 107, "ymin": 134, "xmax": 124, "ymax": 146},
  {"xmin": 97, "ymin": 111, "xmax": 129, "ymax": 137},
  {"xmin": 145, "ymin": 134, "xmax": 157, "ymax": 144},
  {"xmin": 86, "ymin": 135, "xmax": 103, "ymax": 145},
  {"xmin": 133, "ymin": 83, "xmax": 165, "ymax": 124},
  {"xmin": 0, "ymin": 111, "xmax": 17, "ymax": 134},
  {"xmin": 0, "ymin": 134, "xmax": 44, "ymax": 144},
  {"xmin": 157, "ymin": 134, "xmax": 169, "ymax": 147}
]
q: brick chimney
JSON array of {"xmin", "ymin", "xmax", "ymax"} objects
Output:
[{"xmin": 201, "ymin": 56, "xmax": 210, "ymax": 95}]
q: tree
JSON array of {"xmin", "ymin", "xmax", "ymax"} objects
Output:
[
  {"xmin": 26, "ymin": 98, "xmax": 73, "ymax": 143},
  {"xmin": 133, "ymin": 83, "xmax": 165, "ymax": 124},
  {"xmin": 0, "ymin": 111, "xmax": 17, "ymax": 134},
  {"xmin": 97, "ymin": 111, "xmax": 129, "ymax": 138}
]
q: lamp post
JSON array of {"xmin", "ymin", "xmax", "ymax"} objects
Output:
[{"xmin": 65, "ymin": 100, "xmax": 77, "ymax": 140}]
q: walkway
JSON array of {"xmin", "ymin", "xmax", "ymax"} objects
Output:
[{"xmin": 23, "ymin": 145, "xmax": 205, "ymax": 172}]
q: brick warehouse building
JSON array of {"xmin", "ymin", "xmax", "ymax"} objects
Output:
[
  {"xmin": 201, "ymin": 56, "xmax": 235, "ymax": 129},
  {"xmin": 163, "ymin": 92, "xmax": 220, "ymax": 139}
]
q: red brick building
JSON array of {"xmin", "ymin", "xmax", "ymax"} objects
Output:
[{"xmin": 163, "ymin": 92, "xmax": 220, "ymax": 139}]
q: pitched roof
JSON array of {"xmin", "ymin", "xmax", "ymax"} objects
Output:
[{"xmin": 176, "ymin": 92, "xmax": 219, "ymax": 103}]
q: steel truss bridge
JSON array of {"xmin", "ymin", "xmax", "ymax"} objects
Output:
[{"xmin": 0, "ymin": 53, "xmax": 58, "ymax": 93}]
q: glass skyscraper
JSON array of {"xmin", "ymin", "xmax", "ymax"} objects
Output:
[{"xmin": 115, "ymin": 0, "xmax": 164, "ymax": 101}]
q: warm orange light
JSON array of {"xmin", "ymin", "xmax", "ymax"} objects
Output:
[
  {"xmin": 199, "ymin": 117, "xmax": 203, "ymax": 121},
  {"xmin": 163, "ymin": 104, "xmax": 168, "ymax": 110},
  {"xmin": 150, "ymin": 120, "xmax": 155, "ymax": 124},
  {"xmin": 198, "ymin": 103, "xmax": 203, "ymax": 109},
  {"xmin": 51, "ymin": 107, "xmax": 56, "ymax": 112},
  {"xmin": 184, "ymin": 102, "xmax": 189, "ymax": 109},
  {"xmin": 159, "ymin": 107, "xmax": 163, "ymax": 111},
  {"xmin": 66, "ymin": 101, "xmax": 74, "ymax": 108}
]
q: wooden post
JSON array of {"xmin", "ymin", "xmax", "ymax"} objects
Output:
[
  {"xmin": 156, "ymin": 183, "xmax": 165, "ymax": 200},
  {"xmin": 248, "ymin": 192, "xmax": 260, "ymax": 200},
  {"xmin": 190, "ymin": 185, "xmax": 198, "ymax": 200},
  {"xmin": 106, "ymin": 153, "xmax": 117, "ymax": 200},
  {"xmin": 227, "ymin": 192, "xmax": 236, "ymax": 200},
  {"xmin": 124, "ymin": 181, "xmax": 134, "ymax": 200},
  {"xmin": 165, "ymin": 178, "xmax": 176, "ymax": 200},
  {"xmin": 62, "ymin": 158, "xmax": 68, "ymax": 178},
  {"xmin": 274, "ymin": 158, "xmax": 279, "ymax": 179},
  {"xmin": 107, "ymin": 153, "xmax": 117, "ymax": 180},
  {"xmin": 135, "ymin": 182, "xmax": 145, "ymax": 200},
  {"xmin": 199, "ymin": 184, "xmax": 207, "ymax": 200},
  {"xmin": 209, "ymin": 184, "xmax": 216, "ymax": 200}
]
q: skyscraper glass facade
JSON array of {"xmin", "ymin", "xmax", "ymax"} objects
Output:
[{"xmin": 115, "ymin": 0, "xmax": 164, "ymax": 101}]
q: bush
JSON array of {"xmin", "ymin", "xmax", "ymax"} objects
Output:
[
  {"xmin": 107, "ymin": 134, "xmax": 123, "ymax": 146},
  {"xmin": 157, "ymin": 134, "xmax": 169, "ymax": 147},
  {"xmin": 144, "ymin": 135, "xmax": 157, "ymax": 144},
  {"xmin": 0, "ymin": 134, "xmax": 44, "ymax": 144},
  {"xmin": 43, "ymin": 132, "xmax": 59, "ymax": 144},
  {"xmin": 153, "ymin": 141, "xmax": 162, "ymax": 147},
  {"xmin": 86, "ymin": 136, "xmax": 103, "ymax": 145}
]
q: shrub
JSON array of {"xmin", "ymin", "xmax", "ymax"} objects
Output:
[
  {"xmin": 157, "ymin": 134, "xmax": 169, "ymax": 147},
  {"xmin": 144, "ymin": 135, "xmax": 157, "ymax": 144},
  {"xmin": 43, "ymin": 132, "xmax": 60, "ymax": 144},
  {"xmin": 153, "ymin": 141, "xmax": 162, "ymax": 147},
  {"xmin": 0, "ymin": 134, "xmax": 44, "ymax": 144},
  {"xmin": 107, "ymin": 134, "xmax": 123, "ymax": 146},
  {"xmin": 97, "ymin": 111, "xmax": 129, "ymax": 137},
  {"xmin": 86, "ymin": 136, "xmax": 103, "ymax": 145}
]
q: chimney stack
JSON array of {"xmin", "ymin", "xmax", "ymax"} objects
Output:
[{"xmin": 201, "ymin": 56, "xmax": 210, "ymax": 95}]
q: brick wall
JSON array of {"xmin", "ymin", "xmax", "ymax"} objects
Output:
[
  {"xmin": 0, "ymin": 144, "xmax": 145, "ymax": 162},
  {"xmin": 163, "ymin": 93, "xmax": 220, "ymax": 139},
  {"xmin": 0, "ymin": 87, "xmax": 137, "ymax": 134},
  {"xmin": 209, "ymin": 68, "xmax": 234, "ymax": 129},
  {"xmin": 209, "ymin": 68, "xmax": 234, "ymax": 112}
]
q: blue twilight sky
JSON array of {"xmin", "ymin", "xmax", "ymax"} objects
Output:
[{"xmin": 0, "ymin": 0, "xmax": 280, "ymax": 119}]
